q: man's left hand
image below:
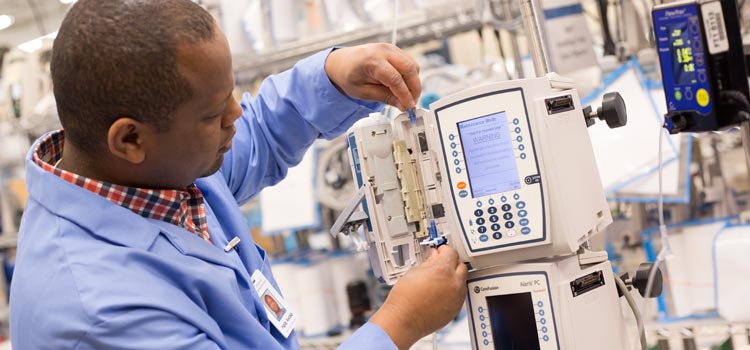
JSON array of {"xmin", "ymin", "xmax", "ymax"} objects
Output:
[{"xmin": 325, "ymin": 43, "xmax": 421, "ymax": 111}]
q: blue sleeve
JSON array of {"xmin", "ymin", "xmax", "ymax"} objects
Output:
[
  {"xmin": 338, "ymin": 322, "xmax": 398, "ymax": 350},
  {"xmin": 220, "ymin": 48, "xmax": 383, "ymax": 205},
  {"xmin": 75, "ymin": 309, "xmax": 223, "ymax": 350}
]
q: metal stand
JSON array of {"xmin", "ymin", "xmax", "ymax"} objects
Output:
[{"xmin": 520, "ymin": 0, "xmax": 550, "ymax": 77}]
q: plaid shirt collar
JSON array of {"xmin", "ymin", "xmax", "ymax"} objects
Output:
[{"xmin": 33, "ymin": 130, "xmax": 211, "ymax": 243}]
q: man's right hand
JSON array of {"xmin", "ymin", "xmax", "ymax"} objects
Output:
[{"xmin": 369, "ymin": 245, "xmax": 468, "ymax": 349}]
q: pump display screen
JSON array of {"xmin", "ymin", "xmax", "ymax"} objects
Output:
[
  {"xmin": 669, "ymin": 21, "xmax": 696, "ymax": 86},
  {"xmin": 457, "ymin": 112, "xmax": 521, "ymax": 198},
  {"xmin": 487, "ymin": 292, "xmax": 540, "ymax": 350}
]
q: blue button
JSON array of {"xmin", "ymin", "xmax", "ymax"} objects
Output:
[
  {"xmin": 481, "ymin": 323, "xmax": 487, "ymax": 329},
  {"xmin": 452, "ymin": 151, "xmax": 459, "ymax": 157},
  {"xmin": 491, "ymin": 223, "xmax": 501, "ymax": 231},
  {"xmin": 482, "ymin": 331, "xmax": 488, "ymax": 337},
  {"xmin": 503, "ymin": 213, "xmax": 513, "ymax": 220},
  {"xmin": 480, "ymin": 315, "xmax": 486, "ymax": 321},
  {"xmin": 516, "ymin": 136, "xmax": 523, "ymax": 142},
  {"xmin": 537, "ymin": 301, "xmax": 543, "ymax": 307},
  {"xmin": 474, "ymin": 209, "xmax": 484, "ymax": 217},
  {"xmin": 519, "ymin": 144, "xmax": 525, "ymax": 151},
  {"xmin": 449, "ymin": 134, "xmax": 455, "ymax": 140},
  {"xmin": 543, "ymin": 335, "xmax": 549, "ymax": 342},
  {"xmin": 478, "ymin": 307, "xmax": 484, "ymax": 313},
  {"xmin": 521, "ymin": 227, "xmax": 531, "ymax": 235},
  {"xmin": 539, "ymin": 310, "xmax": 545, "ymax": 316},
  {"xmin": 501, "ymin": 196, "xmax": 507, "ymax": 203},
  {"xmin": 489, "ymin": 215, "xmax": 499, "ymax": 223},
  {"xmin": 488, "ymin": 198, "xmax": 495, "ymax": 205},
  {"xmin": 454, "ymin": 159, "xmax": 460, "ymax": 165},
  {"xmin": 478, "ymin": 226, "xmax": 487, "ymax": 234},
  {"xmin": 501, "ymin": 204, "xmax": 512, "ymax": 212},
  {"xmin": 513, "ymin": 193, "xmax": 520, "ymax": 200},
  {"xmin": 492, "ymin": 232, "xmax": 502, "ymax": 240},
  {"xmin": 476, "ymin": 218, "xmax": 486, "ymax": 225},
  {"xmin": 450, "ymin": 142, "xmax": 456, "ymax": 149},
  {"xmin": 516, "ymin": 201, "xmax": 526, "ymax": 209},
  {"xmin": 541, "ymin": 318, "xmax": 546, "ymax": 324},
  {"xmin": 542, "ymin": 326, "xmax": 548, "ymax": 333},
  {"xmin": 520, "ymin": 218, "xmax": 529, "ymax": 226},
  {"xmin": 459, "ymin": 190, "xmax": 468, "ymax": 198},
  {"xmin": 488, "ymin": 207, "xmax": 497, "ymax": 214},
  {"xmin": 479, "ymin": 235, "xmax": 489, "ymax": 242},
  {"xmin": 515, "ymin": 127, "xmax": 521, "ymax": 134},
  {"xmin": 520, "ymin": 153, "xmax": 527, "ymax": 160},
  {"xmin": 519, "ymin": 210, "xmax": 528, "ymax": 217},
  {"xmin": 513, "ymin": 118, "xmax": 520, "ymax": 125},
  {"xmin": 476, "ymin": 201, "xmax": 483, "ymax": 208},
  {"xmin": 484, "ymin": 339, "xmax": 490, "ymax": 346},
  {"xmin": 455, "ymin": 167, "xmax": 462, "ymax": 173}
]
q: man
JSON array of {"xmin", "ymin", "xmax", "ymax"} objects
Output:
[{"xmin": 9, "ymin": 1, "xmax": 468, "ymax": 349}]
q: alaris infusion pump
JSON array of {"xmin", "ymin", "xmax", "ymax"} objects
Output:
[{"xmin": 332, "ymin": 73, "xmax": 651, "ymax": 349}]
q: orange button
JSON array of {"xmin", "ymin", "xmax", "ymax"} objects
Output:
[{"xmin": 457, "ymin": 182, "xmax": 467, "ymax": 189}]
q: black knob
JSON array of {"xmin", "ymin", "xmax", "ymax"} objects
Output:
[
  {"xmin": 633, "ymin": 262, "xmax": 663, "ymax": 298},
  {"xmin": 598, "ymin": 92, "xmax": 627, "ymax": 129}
]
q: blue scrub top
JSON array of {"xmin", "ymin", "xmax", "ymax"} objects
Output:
[{"xmin": 10, "ymin": 49, "xmax": 397, "ymax": 350}]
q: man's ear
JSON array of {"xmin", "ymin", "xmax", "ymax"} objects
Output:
[{"xmin": 107, "ymin": 118, "xmax": 149, "ymax": 164}]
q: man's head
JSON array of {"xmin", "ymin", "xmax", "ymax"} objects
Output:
[
  {"xmin": 52, "ymin": 0, "xmax": 241, "ymax": 188},
  {"xmin": 264, "ymin": 294, "xmax": 281, "ymax": 313}
]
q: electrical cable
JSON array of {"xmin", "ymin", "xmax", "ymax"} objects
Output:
[
  {"xmin": 615, "ymin": 274, "xmax": 648, "ymax": 350},
  {"xmin": 640, "ymin": 115, "xmax": 673, "ymax": 326}
]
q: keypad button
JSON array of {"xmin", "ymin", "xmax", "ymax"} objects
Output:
[
  {"xmin": 476, "ymin": 218, "xmax": 486, "ymax": 225},
  {"xmin": 503, "ymin": 213, "xmax": 513, "ymax": 220},
  {"xmin": 489, "ymin": 215, "xmax": 499, "ymax": 223},
  {"xmin": 501, "ymin": 204, "xmax": 512, "ymax": 212},
  {"xmin": 474, "ymin": 209, "xmax": 484, "ymax": 217},
  {"xmin": 492, "ymin": 232, "xmax": 502, "ymax": 240},
  {"xmin": 488, "ymin": 207, "xmax": 497, "ymax": 214},
  {"xmin": 459, "ymin": 190, "xmax": 468, "ymax": 198},
  {"xmin": 520, "ymin": 218, "xmax": 529, "ymax": 226},
  {"xmin": 507, "ymin": 230, "xmax": 517, "ymax": 237},
  {"xmin": 491, "ymin": 223, "xmax": 501, "ymax": 231},
  {"xmin": 479, "ymin": 235, "xmax": 489, "ymax": 242},
  {"xmin": 478, "ymin": 226, "xmax": 487, "ymax": 234},
  {"xmin": 505, "ymin": 221, "xmax": 515, "ymax": 229},
  {"xmin": 521, "ymin": 227, "xmax": 531, "ymax": 235},
  {"xmin": 518, "ymin": 210, "xmax": 528, "ymax": 217},
  {"xmin": 516, "ymin": 201, "xmax": 526, "ymax": 209},
  {"xmin": 513, "ymin": 193, "xmax": 520, "ymax": 200}
]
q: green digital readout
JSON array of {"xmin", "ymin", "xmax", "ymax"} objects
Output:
[{"xmin": 669, "ymin": 22, "xmax": 696, "ymax": 85}]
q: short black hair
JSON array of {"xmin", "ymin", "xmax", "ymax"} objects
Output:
[{"xmin": 51, "ymin": 0, "xmax": 216, "ymax": 154}]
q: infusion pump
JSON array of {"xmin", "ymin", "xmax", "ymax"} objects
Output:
[
  {"xmin": 333, "ymin": 73, "xmax": 616, "ymax": 280},
  {"xmin": 331, "ymin": 73, "xmax": 640, "ymax": 350}
]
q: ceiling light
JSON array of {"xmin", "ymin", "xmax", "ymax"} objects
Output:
[
  {"xmin": 17, "ymin": 31, "xmax": 58, "ymax": 53},
  {"xmin": 0, "ymin": 15, "xmax": 14, "ymax": 31},
  {"xmin": 60, "ymin": 0, "xmax": 77, "ymax": 4}
]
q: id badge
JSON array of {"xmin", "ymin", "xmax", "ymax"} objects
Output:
[{"xmin": 251, "ymin": 269, "xmax": 297, "ymax": 338}]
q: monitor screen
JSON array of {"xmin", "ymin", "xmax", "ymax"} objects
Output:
[
  {"xmin": 457, "ymin": 111, "xmax": 521, "ymax": 198},
  {"xmin": 668, "ymin": 21, "xmax": 696, "ymax": 86},
  {"xmin": 486, "ymin": 292, "xmax": 541, "ymax": 350}
]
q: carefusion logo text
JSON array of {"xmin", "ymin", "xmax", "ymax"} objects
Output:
[
  {"xmin": 474, "ymin": 285, "xmax": 499, "ymax": 294},
  {"xmin": 664, "ymin": 8, "xmax": 687, "ymax": 17}
]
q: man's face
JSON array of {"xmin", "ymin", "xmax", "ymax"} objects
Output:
[
  {"xmin": 265, "ymin": 295, "xmax": 280, "ymax": 311},
  {"xmin": 141, "ymin": 25, "xmax": 242, "ymax": 188}
]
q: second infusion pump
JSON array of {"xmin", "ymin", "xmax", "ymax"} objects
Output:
[{"xmin": 426, "ymin": 75, "xmax": 612, "ymax": 269}]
